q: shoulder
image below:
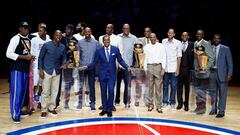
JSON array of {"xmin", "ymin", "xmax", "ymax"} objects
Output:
[
  {"xmin": 11, "ymin": 35, "xmax": 20, "ymax": 41},
  {"xmin": 111, "ymin": 45, "xmax": 118, "ymax": 50},
  {"xmin": 31, "ymin": 36, "xmax": 39, "ymax": 42},
  {"xmin": 220, "ymin": 44, "xmax": 230, "ymax": 51},
  {"xmin": 162, "ymin": 38, "xmax": 167, "ymax": 43},
  {"xmin": 188, "ymin": 41, "xmax": 194, "ymax": 45}
]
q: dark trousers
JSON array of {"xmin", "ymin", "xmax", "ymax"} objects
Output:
[
  {"xmin": 79, "ymin": 69, "xmax": 96, "ymax": 105},
  {"xmin": 209, "ymin": 69, "xmax": 226, "ymax": 114},
  {"xmin": 100, "ymin": 78, "xmax": 115, "ymax": 112},
  {"xmin": 115, "ymin": 69, "xmax": 130, "ymax": 105},
  {"xmin": 177, "ymin": 68, "xmax": 190, "ymax": 107}
]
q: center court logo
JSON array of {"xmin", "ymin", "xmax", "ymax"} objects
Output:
[{"xmin": 8, "ymin": 117, "xmax": 240, "ymax": 135}]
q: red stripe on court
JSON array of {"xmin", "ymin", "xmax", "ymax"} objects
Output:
[{"xmin": 38, "ymin": 123, "xmax": 218, "ymax": 135}]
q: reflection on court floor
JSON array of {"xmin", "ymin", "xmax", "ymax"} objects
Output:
[{"xmin": 8, "ymin": 117, "xmax": 240, "ymax": 135}]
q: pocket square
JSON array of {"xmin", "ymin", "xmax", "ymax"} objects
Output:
[{"xmin": 112, "ymin": 53, "xmax": 115, "ymax": 56}]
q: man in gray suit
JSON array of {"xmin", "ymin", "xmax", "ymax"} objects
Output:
[
  {"xmin": 211, "ymin": 34, "xmax": 233, "ymax": 118},
  {"xmin": 193, "ymin": 29, "xmax": 215, "ymax": 114},
  {"xmin": 137, "ymin": 27, "xmax": 152, "ymax": 106}
]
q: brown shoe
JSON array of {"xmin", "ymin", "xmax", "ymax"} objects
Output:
[
  {"xmin": 41, "ymin": 112, "xmax": 47, "ymax": 118},
  {"xmin": 156, "ymin": 108, "xmax": 163, "ymax": 113},
  {"xmin": 148, "ymin": 106, "xmax": 154, "ymax": 111},
  {"xmin": 48, "ymin": 109, "xmax": 58, "ymax": 115}
]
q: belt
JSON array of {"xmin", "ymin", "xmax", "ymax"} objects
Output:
[
  {"xmin": 147, "ymin": 63, "xmax": 161, "ymax": 66},
  {"xmin": 210, "ymin": 68, "xmax": 217, "ymax": 71}
]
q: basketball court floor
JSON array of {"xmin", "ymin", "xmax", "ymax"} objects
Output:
[{"xmin": 0, "ymin": 79, "xmax": 240, "ymax": 135}]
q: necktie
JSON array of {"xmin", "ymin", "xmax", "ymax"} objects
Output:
[
  {"xmin": 106, "ymin": 48, "xmax": 110, "ymax": 62},
  {"xmin": 213, "ymin": 46, "xmax": 217, "ymax": 67},
  {"xmin": 183, "ymin": 42, "xmax": 187, "ymax": 52}
]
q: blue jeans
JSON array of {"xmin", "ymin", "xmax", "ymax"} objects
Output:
[{"xmin": 163, "ymin": 73, "xmax": 178, "ymax": 105}]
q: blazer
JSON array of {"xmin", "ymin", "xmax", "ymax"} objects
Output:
[
  {"xmin": 193, "ymin": 39, "xmax": 215, "ymax": 79},
  {"xmin": 88, "ymin": 45, "xmax": 129, "ymax": 81},
  {"xmin": 181, "ymin": 41, "xmax": 194, "ymax": 70},
  {"xmin": 216, "ymin": 44, "xmax": 233, "ymax": 82}
]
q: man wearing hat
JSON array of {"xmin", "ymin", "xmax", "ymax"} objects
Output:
[{"xmin": 6, "ymin": 21, "xmax": 35, "ymax": 123}]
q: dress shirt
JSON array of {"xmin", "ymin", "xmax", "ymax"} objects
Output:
[
  {"xmin": 182, "ymin": 41, "xmax": 188, "ymax": 52},
  {"xmin": 38, "ymin": 41, "xmax": 66, "ymax": 75},
  {"xmin": 117, "ymin": 33, "xmax": 137, "ymax": 66},
  {"xmin": 78, "ymin": 38, "xmax": 99, "ymax": 66},
  {"xmin": 143, "ymin": 42, "xmax": 166, "ymax": 70},
  {"xmin": 162, "ymin": 38, "xmax": 182, "ymax": 73},
  {"xmin": 213, "ymin": 44, "xmax": 220, "ymax": 68}
]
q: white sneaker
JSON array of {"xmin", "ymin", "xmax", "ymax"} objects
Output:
[
  {"xmin": 171, "ymin": 105, "xmax": 176, "ymax": 110},
  {"xmin": 162, "ymin": 104, "xmax": 168, "ymax": 108},
  {"xmin": 74, "ymin": 102, "xmax": 78, "ymax": 107}
]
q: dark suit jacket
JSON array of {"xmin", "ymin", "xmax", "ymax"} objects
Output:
[
  {"xmin": 180, "ymin": 41, "xmax": 194, "ymax": 70},
  {"xmin": 88, "ymin": 45, "xmax": 129, "ymax": 81},
  {"xmin": 216, "ymin": 44, "xmax": 233, "ymax": 82}
]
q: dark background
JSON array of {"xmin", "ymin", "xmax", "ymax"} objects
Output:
[{"xmin": 0, "ymin": 0, "xmax": 239, "ymax": 83}]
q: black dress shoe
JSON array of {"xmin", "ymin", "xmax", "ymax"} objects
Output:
[
  {"xmin": 209, "ymin": 110, "xmax": 217, "ymax": 115},
  {"xmin": 148, "ymin": 106, "xmax": 154, "ymax": 111},
  {"xmin": 99, "ymin": 111, "xmax": 107, "ymax": 116},
  {"xmin": 107, "ymin": 112, "xmax": 112, "ymax": 117},
  {"xmin": 98, "ymin": 105, "xmax": 103, "ymax": 110},
  {"xmin": 216, "ymin": 113, "xmax": 224, "ymax": 118},
  {"xmin": 184, "ymin": 106, "xmax": 189, "ymax": 111},
  {"xmin": 156, "ymin": 108, "xmax": 163, "ymax": 113},
  {"xmin": 112, "ymin": 106, "xmax": 116, "ymax": 111},
  {"xmin": 176, "ymin": 104, "xmax": 182, "ymax": 110}
]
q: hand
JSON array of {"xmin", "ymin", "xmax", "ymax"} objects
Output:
[
  {"xmin": 227, "ymin": 75, "xmax": 232, "ymax": 82},
  {"xmin": 26, "ymin": 54, "xmax": 36, "ymax": 61},
  {"xmin": 61, "ymin": 64, "xmax": 67, "ymax": 69},
  {"xmin": 79, "ymin": 66, "xmax": 88, "ymax": 71},
  {"xmin": 128, "ymin": 67, "xmax": 133, "ymax": 71},
  {"xmin": 175, "ymin": 69, "xmax": 180, "ymax": 76},
  {"xmin": 160, "ymin": 69, "xmax": 165, "ymax": 77},
  {"xmin": 39, "ymin": 69, "xmax": 44, "ymax": 79}
]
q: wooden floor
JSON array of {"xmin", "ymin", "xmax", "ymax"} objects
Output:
[{"xmin": 0, "ymin": 79, "xmax": 240, "ymax": 134}]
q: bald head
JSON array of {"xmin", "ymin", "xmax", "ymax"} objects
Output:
[
  {"xmin": 150, "ymin": 33, "xmax": 157, "ymax": 44},
  {"xmin": 84, "ymin": 27, "xmax": 92, "ymax": 39},
  {"xmin": 106, "ymin": 24, "xmax": 114, "ymax": 35},
  {"xmin": 196, "ymin": 29, "xmax": 204, "ymax": 41},
  {"xmin": 122, "ymin": 23, "xmax": 130, "ymax": 36},
  {"xmin": 181, "ymin": 32, "xmax": 190, "ymax": 42},
  {"xmin": 53, "ymin": 30, "xmax": 62, "ymax": 43}
]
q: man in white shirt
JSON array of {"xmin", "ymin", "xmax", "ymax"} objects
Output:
[
  {"xmin": 98, "ymin": 24, "xmax": 123, "ymax": 54},
  {"xmin": 31, "ymin": 26, "xmax": 51, "ymax": 110},
  {"xmin": 31, "ymin": 22, "xmax": 50, "ymax": 40},
  {"xmin": 144, "ymin": 33, "xmax": 166, "ymax": 113},
  {"xmin": 162, "ymin": 28, "xmax": 182, "ymax": 110}
]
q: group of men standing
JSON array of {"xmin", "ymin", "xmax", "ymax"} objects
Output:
[{"xmin": 6, "ymin": 21, "xmax": 233, "ymax": 123}]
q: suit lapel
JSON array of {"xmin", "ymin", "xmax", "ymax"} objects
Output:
[
  {"xmin": 102, "ymin": 47, "xmax": 108, "ymax": 62},
  {"xmin": 217, "ymin": 45, "xmax": 223, "ymax": 60}
]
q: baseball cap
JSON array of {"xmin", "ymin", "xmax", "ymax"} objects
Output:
[
  {"xmin": 19, "ymin": 21, "xmax": 30, "ymax": 29},
  {"xmin": 66, "ymin": 24, "xmax": 74, "ymax": 31}
]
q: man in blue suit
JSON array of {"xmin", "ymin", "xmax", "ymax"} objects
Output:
[
  {"xmin": 211, "ymin": 34, "xmax": 233, "ymax": 118},
  {"xmin": 87, "ymin": 35, "xmax": 130, "ymax": 117}
]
